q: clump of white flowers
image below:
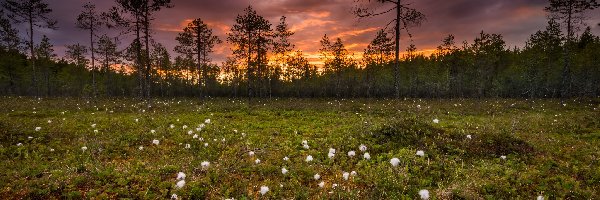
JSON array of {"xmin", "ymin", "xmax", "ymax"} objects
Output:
[
  {"xmin": 138, "ymin": 146, "xmax": 144, "ymax": 150},
  {"xmin": 283, "ymin": 156, "xmax": 289, "ymax": 161},
  {"xmin": 416, "ymin": 150, "xmax": 425, "ymax": 157},
  {"xmin": 91, "ymin": 124, "xmax": 96, "ymax": 128},
  {"xmin": 433, "ymin": 119, "xmax": 439, "ymax": 124},
  {"xmin": 359, "ymin": 144, "xmax": 367, "ymax": 152},
  {"xmin": 281, "ymin": 167, "xmax": 288, "ymax": 175},
  {"xmin": 537, "ymin": 195, "xmax": 544, "ymax": 200},
  {"xmin": 204, "ymin": 119, "xmax": 211, "ymax": 124},
  {"xmin": 302, "ymin": 140, "xmax": 309, "ymax": 149},
  {"xmin": 313, "ymin": 173, "xmax": 320, "ymax": 180},
  {"xmin": 150, "ymin": 129, "xmax": 156, "ymax": 133},
  {"xmin": 255, "ymin": 159, "xmax": 261, "ymax": 164},
  {"xmin": 171, "ymin": 194, "xmax": 178, "ymax": 199},
  {"xmin": 419, "ymin": 189, "xmax": 430, "ymax": 200},
  {"xmin": 259, "ymin": 186, "xmax": 269, "ymax": 195},
  {"xmin": 318, "ymin": 181, "xmax": 325, "ymax": 188},
  {"xmin": 35, "ymin": 127, "xmax": 41, "ymax": 131},
  {"xmin": 328, "ymin": 148, "xmax": 336, "ymax": 159},
  {"xmin": 176, "ymin": 172, "xmax": 186, "ymax": 180},
  {"xmin": 390, "ymin": 158, "xmax": 400, "ymax": 167},
  {"xmin": 363, "ymin": 152, "xmax": 371, "ymax": 160},
  {"xmin": 343, "ymin": 172, "xmax": 350, "ymax": 180},
  {"xmin": 201, "ymin": 161, "xmax": 210, "ymax": 169},
  {"xmin": 466, "ymin": 135, "xmax": 472, "ymax": 139},
  {"xmin": 249, "ymin": 151, "xmax": 255, "ymax": 156},
  {"xmin": 175, "ymin": 180, "xmax": 185, "ymax": 189},
  {"xmin": 500, "ymin": 155, "xmax": 507, "ymax": 160},
  {"xmin": 185, "ymin": 144, "xmax": 191, "ymax": 149},
  {"xmin": 306, "ymin": 155, "xmax": 313, "ymax": 162},
  {"xmin": 81, "ymin": 146, "xmax": 88, "ymax": 151},
  {"xmin": 348, "ymin": 151, "xmax": 356, "ymax": 157},
  {"xmin": 152, "ymin": 139, "xmax": 160, "ymax": 145},
  {"xmin": 170, "ymin": 124, "xmax": 175, "ymax": 129}
]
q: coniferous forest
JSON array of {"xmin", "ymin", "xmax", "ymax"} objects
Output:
[{"xmin": 1, "ymin": 0, "xmax": 599, "ymax": 99}]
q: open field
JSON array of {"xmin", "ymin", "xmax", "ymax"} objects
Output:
[{"xmin": 1, "ymin": 97, "xmax": 599, "ymax": 199}]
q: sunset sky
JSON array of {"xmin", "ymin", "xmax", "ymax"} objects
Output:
[{"xmin": 18, "ymin": 0, "xmax": 600, "ymax": 65}]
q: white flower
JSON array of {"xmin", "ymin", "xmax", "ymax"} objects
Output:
[
  {"xmin": 416, "ymin": 150, "xmax": 425, "ymax": 157},
  {"xmin": 348, "ymin": 151, "xmax": 356, "ymax": 157},
  {"xmin": 260, "ymin": 186, "xmax": 269, "ymax": 195},
  {"xmin": 390, "ymin": 158, "xmax": 400, "ymax": 167},
  {"xmin": 302, "ymin": 140, "xmax": 308, "ymax": 145},
  {"xmin": 47, "ymin": 120, "xmax": 52, "ymax": 123},
  {"xmin": 205, "ymin": 119, "xmax": 211, "ymax": 124},
  {"xmin": 81, "ymin": 146, "xmax": 88, "ymax": 151},
  {"xmin": 152, "ymin": 139, "xmax": 160, "ymax": 145},
  {"xmin": 28, "ymin": 136, "xmax": 33, "ymax": 139},
  {"xmin": 196, "ymin": 127, "xmax": 202, "ymax": 131},
  {"xmin": 204, "ymin": 143, "xmax": 208, "ymax": 147},
  {"xmin": 249, "ymin": 151, "xmax": 255, "ymax": 156},
  {"xmin": 350, "ymin": 171, "xmax": 357, "ymax": 176},
  {"xmin": 363, "ymin": 152, "xmax": 371, "ymax": 160},
  {"xmin": 306, "ymin": 155, "xmax": 313, "ymax": 162},
  {"xmin": 35, "ymin": 127, "xmax": 41, "ymax": 131},
  {"xmin": 343, "ymin": 172, "xmax": 350, "ymax": 180},
  {"xmin": 199, "ymin": 137, "xmax": 204, "ymax": 141},
  {"xmin": 182, "ymin": 125, "xmax": 188, "ymax": 129},
  {"xmin": 500, "ymin": 155, "xmax": 507, "ymax": 160},
  {"xmin": 93, "ymin": 129, "xmax": 99, "ymax": 133},
  {"xmin": 171, "ymin": 193, "xmax": 178, "ymax": 199},
  {"xmin": 283, "ymin": 156, "xmax": 289, "ymax": 161},
  {"xmin": 50, "ymin": 148, "xmax": 54, "ymax": 152},
  {"xmin": 313, "ymin": 173, "xmax": 320, "ymax": 180},
  {"xmin": 17, "ymin": 143, "xmax": 23, "ymax": 146},
  {"xmin": 433, "ymin": 119, "xmax": 439, "ymax": 124},
  {"xmin": 329, "ymin": 148, "xmax": 336, "ymax": 154},
  {"xmin": 201, "ymin": 161, "xmax": 210, "ymax": 169},
  {"xmin": 241, "ymin": 132, "xmax": 246, "ymax": 137},
  {"xmin": 328, "ymin": 152, "xmax": 335, "ymax": 159},
  {"xmin": 318, "ymin": 181, "xmax": 325, "ymax": 188},
  {"xmin": 138, "ymin": 146, "xmax": 144, "ymax": 150},
  {"xmin": 466, "ymin": 135, "xmax": 472, "ymax": 139},
  {"xmin": 135, "ymin": 118, "xmax": 139, "ymax": 122},
  {"xmin": 332, "ymin": 183, "xmax": 338, "ymax": 188},
  {"xmin": 150, "ymin": 129, "xmax": 156, "ymax": 133},
  {"xmin": 281, "ymin": 167, "xmax": 288, "ymax": 175},
  {"xmin": 185, "ymin": 144, "xmax": 191, "ymax": 149},
  {"xmin": 419, "ymin": 189, "xmax": 430, "ymax": 200},
  {"xmin": 255, "ymin": 159, "xmax": 261, "ymax": 164},
  {"xmin": 359, "ymin": 144, "xmax": 367, "ymax": 152},
  {"xmin": 91, "ymin": 124, "xmax": 96, "ymax": 128},
  {"xmin": 537, "ymin": 196, "xmax": 544, "ymax": 200},
  {"xmin": 193, "ymin": 134, "xmax": 198, "ymax": 139},
  {"xmin": 303, "ymin": 144, "xmax": 310, "ymax": 149},
  {"xmin": 187, "ymin": 130, "xmax": 193, "ymax": 135},
  {"xmin": 176, "ymin": 172, "xmax": 186, "ymax": 180},
  {"xmin": 170, "ymin": 124, "xmax": 175, "ymax": 129},
  {"xmin": 175, "ymin": 180, "xmax": 185, "ymax": 189}
]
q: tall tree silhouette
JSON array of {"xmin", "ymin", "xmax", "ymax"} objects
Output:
[
  {"xmin": 175, "ymin": 18, "xmax": 221, "ymax": 98},
  {"xmin": 2, "ymin": 0, "xmax": 57, "ymax": 96},
  {"xmin": 354, "ymin": 0, "xmax": 425, "ymax": 98},
  {"xmin": 545, "ymin": 0, "xmax": 599, "ymax": 98},
  {"xmin": 77, "ymin": 2, "xmax": 104, "ymax": 98}
]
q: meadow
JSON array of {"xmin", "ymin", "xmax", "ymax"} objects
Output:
[{"xmin": 0, "ymin": 97, "xmax": 599, "ymax": 199}]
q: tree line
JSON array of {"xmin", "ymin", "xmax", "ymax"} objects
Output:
[{"xmin": 1, "ymin": 0, "xmax": 599, "ymax": 99}]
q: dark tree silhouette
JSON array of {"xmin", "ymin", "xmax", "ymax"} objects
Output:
[{"xmin": 77, "ymin": 2, "xmax": 104, "ymax": 98}]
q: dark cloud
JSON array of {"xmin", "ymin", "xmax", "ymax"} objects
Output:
[{"xmin": 11, "ymin": 0, "xmax": 600, "ymax": 64}]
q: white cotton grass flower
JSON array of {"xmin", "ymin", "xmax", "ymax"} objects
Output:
[
  {"xmin": 306, "ymin": 155, "xmax": 313, "ymax": 162},
  {"xmin": 359, "ymin": 144, "xmax": 367, "ymax": 152},
  {"xmin": 201, "ymin": 161, "xmax": 210, "ymax": 169},
  {"xmin": 281, "ymin": 167, "xmax": 288, "ymax": 175},
  {"xmin": 135, "ymin": 118, "xmax": 139, "ymax": 122},
  {"xmin": 185, "ymin": 144, "xmax": 191, "ymax": 149},
  {"xmin": 466, "ymin": 135, "xmax": 472, "ymax": 139},
  {"xmin": 170, "ymin": 193, "xmax": 178, "ymax": 200},
  {"xmin": 170, "ymin": 124, "xmax": 175, "ymax": 129},
  {"xmin": 283, "ymin": 156, "xmax": 289, "ymax": 161},
  {"xmin": 303, "ymin": 144, "xmax": 310, "ymax": 149},
  {"xmin": 193, "ymin": 134, "xmax": 198, "ymax": 139},
  {"xmin": 390, "ymin": 158, "xmax": 400, "ymax": 167},
  {"xmin": 255, "ymin": 159, "xmax": 261, "ymax": 164},
  {"xmin": 175, "ymin": 180, "xmax": 185, "ymax": 189},
  {"xmin": 313, "ymin": 173, "xmax": 320, "ymax": 180},
  {"xmin": 419, "ymin": 189, "xmax": 430, "ymax": 200},
  {"xmin": 35, "ymin": 127, "xmax": 41, "ymax": 131},
  {"xmin": 204, "ymin": 143, "xmax": 208, "ymax": 147},
  {"xmin": 204, "ymin": 119, "xmax": 211, "ymax": 124},
  {"xmin": 537, "ymin": 195, "xmax": 544, "ymax": 200},
  {"xmin": 302, "ymin": 140, "xmax": 308, "ymax": 145},
  {"xmin": 328, "ymin": 148, "xmax": 336, "ymax": 159},
  {"xmin": 187, "ymin": 130, "xmax": 193, "ymax": 135},
  {"xmin": 259, "ymin": 186, "xmax": 269, "ymax": 195},
  {"xmin": 93, "ymin": 129, "xmax": 99, "ymax": 133},
  {"xmin": 152, "ymin": 139, "xmax": 160, "ymax": 145},
  {"xmin": 363, "ymin": 152, "xmax": 371, "ymax": 160},
  {"xmin": 17, "ymin": 143, "xmax": 23, "ymax": 147},
  {"xmin": 47, "ymin": 120, "xmax": 52, "ymax": 124},
  {"xmin": 176, "ymin": 172, "xmax": 186, "ymax": 180},
  {"xmin": 342, "ymin": 172, "xmax": 350, "ymax": 180},
  {"xmin": 150, "ymin": 129, "xmax": 156, "ymax": 133},
  {"xmin": 138, "ymin": 146, "xmax": 144, "ymax": 150},
  {"xmin": 348, "ymin": 151, "xmax": 356, "ymax": 157},
  {"xmin": 81, "ymin": 146, "xmax": 88, "ymax": 151},
  {"xmin": 500, "ymin": 155, "xmax": 507, "ymax": 160},
  {"xmin": 91, "ymin": 124, "xmax": 96, "ymax": 128},
  {"xmin": 433, "ymin": 119, "xmax": 439, "ymax": 124},
  {"xmin": 199, "ymin": 137, "xmax": 204, "ymax": 141},
  {"xmin": 318, "ymin": 181, "xmax": 325, "ymax": 188},
  {"xmin": 249, "ymin": 151, "xmax": 255, "ymax": 156},
  {"xmin": 50, "ymin": 148, "xmax": 54, "ymax": 152},
  {"xmin": 182, "ymin": 125, "xmax": 188, "ymax": 129},
  {"xmin": 416, "ymin": 150, "xmax": 425, "ymax": 157}
]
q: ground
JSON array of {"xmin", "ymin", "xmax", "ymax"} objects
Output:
[{"xmin": 0, "ymin": 97, "xmax": 599, "ymax": 199}]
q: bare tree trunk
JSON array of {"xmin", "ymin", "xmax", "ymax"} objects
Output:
[
  {"xmin": 29, "ymin": 13, "xmax": 38, "ymax": 97},
  {"xmin": 394, "ymin": 0, "xmax": 401, "ymax": 99}
]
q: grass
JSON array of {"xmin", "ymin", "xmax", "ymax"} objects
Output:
[{"xmin": 0, "ymin": 97, "xmax": 599, "ymax": 199}]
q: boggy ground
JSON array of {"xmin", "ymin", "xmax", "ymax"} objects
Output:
[{"xmin": 0, "ymin": 97, "xmax": 599, "ymax": 199}]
